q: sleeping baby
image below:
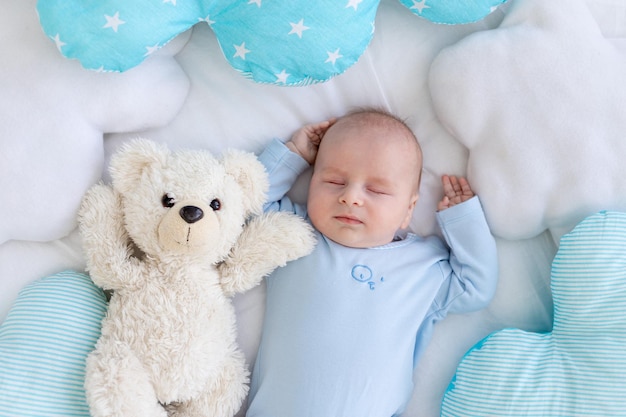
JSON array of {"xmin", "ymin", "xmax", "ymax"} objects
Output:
[{"xmin": 246, "ymin": 107, "xmax": 498, "ymax": 416}]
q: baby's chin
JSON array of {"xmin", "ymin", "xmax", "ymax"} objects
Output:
[
  {"xmin": 310, "ymin": 216, "xmax": 397, "ymax": 248},
  {"xmin": 319, "ymin": 229, "xmax": 395, "ymax": 249}
]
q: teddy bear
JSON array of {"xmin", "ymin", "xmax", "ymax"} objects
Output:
[{"xmin": 77, "ymin": 138, "xmax": 316, "ymax": 417}]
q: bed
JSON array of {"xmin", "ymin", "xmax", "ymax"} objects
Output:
[{"xmin": 2, "ymin": 0, "xmax": 626, "ymax": 415}]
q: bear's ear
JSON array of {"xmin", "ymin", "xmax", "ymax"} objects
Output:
[
  {"xmin": 109, "ymin": 138, "xmax": 169, "ymax": 195},
  {"xmin": 221, "ymin": 150, "xmax": 269, "ymax": 216}
]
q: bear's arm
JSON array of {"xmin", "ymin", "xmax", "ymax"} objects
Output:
[
  {"xmin": 219, "ymin": 211, "xmax": 316, "ymax": 297},
  {"xmin": 78, "ymin": 184, "xmax": 145, "ymax": 291}
]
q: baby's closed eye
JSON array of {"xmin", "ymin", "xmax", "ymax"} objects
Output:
[
  {"xmin": 367, "ymin": 187, "xmax": 390, "ymax": 195},
  {"xmin": 324, "ymin": 178, "xmax": 345, "ymax": 186}
]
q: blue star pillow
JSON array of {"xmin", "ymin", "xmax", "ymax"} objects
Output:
[
  {"xmin": 442, "ymin": 211, "xmax": 626, "ymax": 416},
  {"xmin": 36, "ymin": 0, "xmax": 507, "ymax": 85},
  {"xmin": 399, "ymin": 0, "xmax": 507, "ymax": 24},
  {"xmin": 0, "ymin": 271, "xmax": 107, "ymax": 417}
]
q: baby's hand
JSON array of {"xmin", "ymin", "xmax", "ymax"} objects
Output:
[
  {"xmin": 286, "ymin": 118, "xmax": 336, "ymax": 165},
  {"xmin": 437, "ymin": 175, "xmax": 474, "ymax": 211}
]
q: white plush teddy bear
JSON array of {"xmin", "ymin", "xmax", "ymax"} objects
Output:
[{"xmin": 78, "ymin": 138, "xmax": 315, "ymax": 417}]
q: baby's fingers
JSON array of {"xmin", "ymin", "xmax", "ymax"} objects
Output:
[
  {"xmin": 441, "ymin": 175, "xmax": 459, "ymax": 198},
  {"xmin": 441, "ymin": 175, "xmax": 475, "ymax": 208},
  {"xmin": 314, "ymin": 118, "xmax": 336, "ymax": 135},
  {"xmin": 437, "ymin": 196, "xmax": 450, "ymax": 211},
  {"xmin": 457, "ymin": 177, "xmax": 474, "ymax": 198},
  {"xmin": 306, "ymin": 119, "xmax": 336, "ymax": 144}
]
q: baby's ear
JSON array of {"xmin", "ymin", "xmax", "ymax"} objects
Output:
[
  {"xmin": 109, "ymin": 138, "xmax": 169, "ymax": 195},
  {"xmin": 401, "ymin": 193, "xmax": 419, "ymax": 229},
  {"xmin": 221, "ymin": 150, "xmax": 269, "ymax": 216}
]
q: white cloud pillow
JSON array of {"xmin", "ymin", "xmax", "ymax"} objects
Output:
[{"xmin": 429, "ymin": 0, "xmax": 626, "ymax": 240}]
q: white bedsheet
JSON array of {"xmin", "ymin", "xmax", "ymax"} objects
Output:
[{"xmin": 2, "ymin": 0, "xmax": 626, "ymax": 415}]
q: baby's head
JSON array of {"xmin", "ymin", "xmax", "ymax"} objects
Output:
[{"xmin": 307, "ymin": 108, "xmax": 422, "ymax": 248}]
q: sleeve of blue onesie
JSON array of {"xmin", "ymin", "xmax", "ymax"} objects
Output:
[
  {"xmin": 412, "ymin": 197, "xmax": 498, "ymax": 365},
  {"xmin": 257, "ymin": 138, "xmax": 310, "ymax": 216},
  {"xmin": 432, "ymin": 196, "xmax": 499, "ymax": 315}
]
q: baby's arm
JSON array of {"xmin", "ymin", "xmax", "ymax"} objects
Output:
[
  {"xmin": 285, "ymin": 119, "xmax": 335, "ymax": 165},
  {"xmin": 435, "ymin": 193, "xmax": 498, "ymax": 314},
  {"xmin": 259, "ymin": 119, "xmax": 335, "ymax": 213}
]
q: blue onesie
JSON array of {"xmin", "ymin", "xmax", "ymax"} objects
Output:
[{"xmin": 246, "ymin": 139, "xmax": 498, "ymax": 417}]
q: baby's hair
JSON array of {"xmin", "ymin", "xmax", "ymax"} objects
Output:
[
  {"xmin": 342, "ymin": 107, "xmax": 414, "ymax": 135},
  {"xmin": 337, "ymin": 106, "xmax": 423, "ymax": 190}
]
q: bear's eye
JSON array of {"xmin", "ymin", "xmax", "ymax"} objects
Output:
[
  {"xmin": 162, "ymin": 193, "xmax": 176, "ymax": 208},
  {"xmin": 210, "ymin": 199, "xmax": 221, "ymax": 211}
]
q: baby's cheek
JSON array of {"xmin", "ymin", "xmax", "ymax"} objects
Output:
[
  {"xmin": 309, "ymin": 211, "xmax": 329, "ymax": 237},
  {"xmin": 306, "ymin": 200, "xmax": 324, "ymax": 230}
]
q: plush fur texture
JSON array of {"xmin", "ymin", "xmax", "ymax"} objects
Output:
[{"xmin": 78, "ymin": 138, "xmax": 316, "ymax": 417}]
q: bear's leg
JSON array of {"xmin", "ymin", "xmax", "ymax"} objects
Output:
[
  {"xmin": 167, "ymin": 350, "xmax": 249, "ymax": 417},
  {"xmin": 85, "ymin": 341, "xmax": 167, "ymax": 417}
]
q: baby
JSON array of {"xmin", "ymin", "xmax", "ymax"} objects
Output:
[{"xmin": 246, "ymin": 108, "xmax": 498, "ymax": 416}]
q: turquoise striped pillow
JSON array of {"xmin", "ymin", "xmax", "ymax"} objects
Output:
[
  {"xmin": 0, "ymin": 271, "xmax": 107, "ymax": 417},
  {"xmin": 442, "ymin": 211, "xmax": 626, "ymax": 416}
]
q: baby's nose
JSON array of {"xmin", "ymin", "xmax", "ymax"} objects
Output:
[{"xmin": 339, "ymin": 185, "xmax": 364, "ymax": 206}]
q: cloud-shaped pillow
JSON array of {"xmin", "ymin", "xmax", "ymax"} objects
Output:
[
  {"xmin": 0, "ymin": 271, "xmax": 107, "ymax": 417},
  {"xmin": 429, "ymin": 0, "xmax": 626, "ymax": 240},
  {"xmin": 441, "ymin": 210, "xmax": 626, "ymax": 416},
  {"xmin": 37, "ymin": 0, "xmax": 507, "ymax": 85},
  {"xmin": 398, "ymin": 0, "xmax": 507, "ymax": 24},
  {"xmin": 0, "ymin": 0, "xmax": 189, "ymax": 244}
]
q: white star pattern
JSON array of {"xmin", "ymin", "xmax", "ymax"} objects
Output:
[
  {"xmin": 345, "ymin": 0, "xmax": 363, "ymax": 10},
  {"xmin": 103, "ymin": 12, "xmax": 125, "ymax": 32},
  {"xmin": 199, "ymin": 15, "xmax": 216, "ymax": 25},
  {"xmin": 144, "ymin": 43, "xmax": 160, "ymax": 56},
  {"xmin": 288, "ymin": 19, "xmax": 310, "ymax": 38},
  {"xmin": 163, "ymin": 0, "xmax": 177, "ymax": 5},
  {"xmin": 248, "ymin": 0, "xmax": 262, "ymax": 7},
  {"xmin": 275, "ymin": 70, "xmax": 290, "ymax": 84},
  {"xmin": 51, "ymin": 34, "xmax": 66, "ymax": 51},
  {"xmin": 410, "ymin": 0, "xmax": 430, "ymax": 14},
  {"xmin": 233, "ymin": 42, "xmax": 250, "ymax": 60},
  {"xmin": 325, "ymin": 48, "xmax": 343, "ymax": 65}
]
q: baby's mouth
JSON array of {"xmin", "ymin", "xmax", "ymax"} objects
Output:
[{"xmin": 335, "ymin": 214, "xmax": 363, "ymax": 225}]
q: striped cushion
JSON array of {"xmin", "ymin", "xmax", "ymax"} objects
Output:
[
  {"xmin": 0, "ymin": 271, "xmax": 107, "ymax": 417},
  {"xmin": 442, "ymin": 211, "xmax": 626, "ymax": 416}
]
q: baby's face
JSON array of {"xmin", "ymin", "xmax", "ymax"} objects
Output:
[{"xmin": 307, "ymin": 121, "xmax": 420, "ymax": 248}]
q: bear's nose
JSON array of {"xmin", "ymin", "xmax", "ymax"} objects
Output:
[{"xmin": 179, "ymin": 206, "xmax": 204, "ymax": 224}]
